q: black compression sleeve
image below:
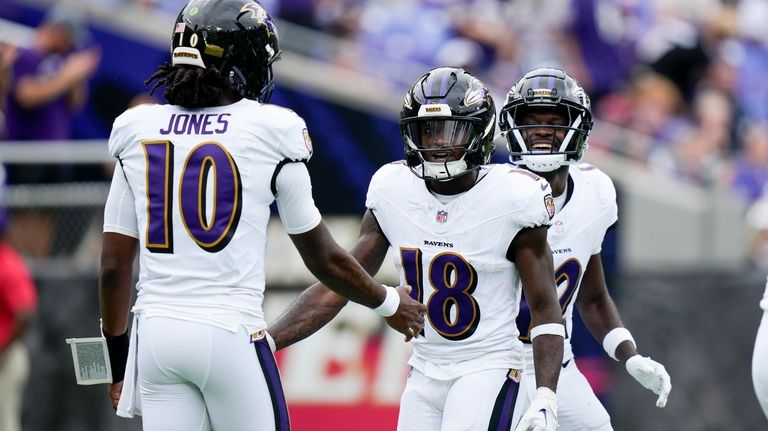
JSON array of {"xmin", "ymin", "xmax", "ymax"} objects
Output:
[{"xmin": 104, "ymin": 331, "xmax": 129, "ymax": 383}]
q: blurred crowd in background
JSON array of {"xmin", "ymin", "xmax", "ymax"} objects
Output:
[
  {"xmin": 273, "ymin": 0, "xmax": 768, "ymax": 219},
  {"xmin": 274, "ymin": 0, "xmax": 768, "ymax": 268},
  {"xmin": 0, "ymin": 0, "xmax": 767, "ymax": 264}
]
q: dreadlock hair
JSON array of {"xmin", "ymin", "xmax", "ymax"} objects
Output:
[{"xmin": 145, "ymin": 63, "xmax": 231, "ymax": 109}]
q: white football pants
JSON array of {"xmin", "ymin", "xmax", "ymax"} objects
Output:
[
  {"xmin": 397, "ymin": 367, "xmax": 527, "ymax": 431},
  {"xmin": 137, "ymin": 316, "xmax": 289, "ymax": 431}
]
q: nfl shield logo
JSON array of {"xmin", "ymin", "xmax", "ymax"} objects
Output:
[{"xmin": 436, "ymin": 210, "xmax": 448, "ymax": 223}]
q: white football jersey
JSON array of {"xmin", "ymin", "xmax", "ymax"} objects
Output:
[
  {"xmin": 107, "ymin": 99, "xmax": 313, "ymax": 332},
  {"xmin": 519, "ymin": 164, "xmax": 618, "ymax": 365},
  {"xmin": 366, "ymin": 163, "xmax": 553, "ymax": 378}
]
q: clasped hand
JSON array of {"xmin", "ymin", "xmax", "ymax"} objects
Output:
[{"xmin": 385, "ymin": 286, "xmax": 426, "ymax": 341}]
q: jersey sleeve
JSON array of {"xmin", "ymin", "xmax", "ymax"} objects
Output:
[
  {"xmin": 364, "ymin": 163, "xmax": 404, "ymax": 237},
  {"xmin": 277, "ymin": 114, "xmax": 313, "ymax": 162},
  {"xmin": 365, "ymin": 163, "xmax": 401, "ymax": 211},
  {"xmin": 517, "ymin": 177, "xmax": 555, "ymax": 229},
  {"xmin": 365, "ymin": 167, "xmax": 384, "ymax": 211},
  {"xmin": 274, "ymin": 162, "xmax": 322, "ymax": 234},
  {"xmin": 591, "ymin": 170, "xmax": 618, "ymax": 254},
  {"xmin": 107, "ymin": 107, "xmax": 140, "ymax": 158},
  {"xmin": 103, "ymin": 162, "xmax": 139, "ymax": 238}
]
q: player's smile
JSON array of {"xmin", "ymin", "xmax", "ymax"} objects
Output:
[
  {"xmin": 530, "ymin": 141, "xmax": 555, "ymax": 152},
  {"xmin": 528, "ymin": 133, "xmax": 563, "ymax": 153}
]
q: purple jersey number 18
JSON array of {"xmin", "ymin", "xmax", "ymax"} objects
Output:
[
  {"xmin": 142, "ymin": 140, "xmax": 242, "ymax": 254},
  {"xmin": 400, "ymin": 248, "xmax": 481, "ymax": 341}
]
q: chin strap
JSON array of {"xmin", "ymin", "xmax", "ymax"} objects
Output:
[
  {"xmin": 421, "ymin": 158, "xmax": 469, "ymax": 180},
  {"xmin": 516, "ymin": 154, "xmax": 567, "ymax": 172}
]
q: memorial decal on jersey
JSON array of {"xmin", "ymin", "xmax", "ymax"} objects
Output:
[
  {"xmin": 436, "ymin": 210, "xmax": 448, "ymax": 223},
  {"xmin": 544, "ymin": 194, "xmax": 555, "ymax": 219},
  {"xmin": 302, "ymin": 128, "xmax": 313, "ymax": 156},
  {"xmin": 554, "ymin": 219, "xmax": 565, "ymax": 234}
]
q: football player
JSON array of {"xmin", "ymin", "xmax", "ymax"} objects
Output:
[
  {"xmin": 499, "ymin": 67, "xmax": 672, "ymax": 430},
  {"xmin": 753, "ymin": 276, "xmax": 768, "ymax": 420},
  {"xmin": 268, "ymin": 67, "xmax": 566, "ymax": 431},
  {"xmin": 98, "ymin": 1, "xmax": 425, "ymax": 430}
]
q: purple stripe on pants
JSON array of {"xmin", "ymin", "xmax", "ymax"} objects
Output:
[
  {"xmin": 254, "ymin": 338, "xmax": 291, "ymax": 431},
  {"xmin": 487, "ymin": 370, "xmax": 520, "ymax": 430}
]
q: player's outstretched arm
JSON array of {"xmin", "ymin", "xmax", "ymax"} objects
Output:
[
  {"xmin": 576, "ymin": 253, "xmax": 671, "ymax": 407},
  {"xmin": 288, "ymin": 211, "xmax": 425, "ymax": 342},
  {"xmin": 510, "ymin": 226, "xmax": 563, "ymax": 431},
  {"xmin": 273, "ymin": 210, "xmax": 391, "ymax": 349},
  {"xmin": 269, "ymin": 284, "xmax": 348, "ymax": 351},
  {"xmin": 99, "ymin": 232, "xmax": 138, "ymax": 409}
]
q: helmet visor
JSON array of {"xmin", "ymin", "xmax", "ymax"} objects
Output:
[{"xmin": 403, "ymin": 119, "xmax": 481, "ymax": 162}]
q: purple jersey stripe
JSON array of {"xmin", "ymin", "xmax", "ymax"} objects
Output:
[
  {"xmin": 487, "ymin": 370, "xmax": 521, "ymax": 430},
  {"xmin": 254, "ymin": 339, "xmax": 291, "ymax": 430}
]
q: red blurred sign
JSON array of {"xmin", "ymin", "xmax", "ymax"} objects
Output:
[{"xmin": 272, "ymin": 307, "xmax": 412, "ymax": 431}]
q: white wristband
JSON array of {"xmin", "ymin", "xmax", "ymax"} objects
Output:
[
  {"xmin": 373, "ymin": 285, "xmax": 400, "ymax": 317},
  {"xmin": 530, "ymin": 323, "xmax": 565, "ymax": 340},
  {"xmin": 602, "ymin": 327, "xmax": 636, "ymax": 361}
]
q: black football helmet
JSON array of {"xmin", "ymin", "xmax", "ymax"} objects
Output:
[
  {"xmin": 171, "ymin": 0, "xmax": 281, "ymax": 102},
  {"xmin": 400, "ymin": 67, "xmax": 496, "ymax": 180},
  {"xmin": 498, "ymin": 68, "xmax": 592, "ymax": 172}
]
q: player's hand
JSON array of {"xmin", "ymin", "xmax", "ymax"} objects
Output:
[
  {"xmin": 385, "ymin": 286, "xmax": 426, "ymax": 341},
  {"xmin": 108, "ymin": 380, "xmax": 123, "ymax": 410},
  {"xmin": 514, "ymin": 387, "xmax": 558, "ymax": 431},
  {"xmin": 625, "ymin": 355, "xmax": 671, "ymax": 407}
]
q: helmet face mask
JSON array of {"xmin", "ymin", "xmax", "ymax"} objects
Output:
[
  {"xmin": 171, "ymin": 0, "xmax": 281, "ymax": 102},
  {"xmin": 499, "ymin": 68, "xmax": 592, "ymax": 173},
  {"xmin": 402, "ymin": 117, "xmax": 488, "ymax": 180},
  {"xmin": 400, "ymin": 67, "xmax": 496, "ymax": 181}
]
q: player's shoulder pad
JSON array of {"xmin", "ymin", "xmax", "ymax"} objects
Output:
[
  {"xmin": 108, "ymin": 103, "xmax": 162, "ymax": 157},
  {"xmin": 365, "ymin": 161, "xmax": 409, "ymax": 209},
  {"xmin": 255, "ymin": 102, "xmax": 301, "ymax": 124},
  {"xmin": 259, "ymin": 103, "xmax": 313, "ymax": 161},
  {"xmin": 576, "ymin": 163, "xmax": 616, "ymax": 206},
  {"xmin": 369, "ymin": 161, "xmax": 409, "ymax": 190},
  {"xmin": 496, "ymin": 164, "xmax": 552, "ymax": 199},
  {"xmin": 486, "ymin": 164, "xmax": 554, "ymax": 223}
]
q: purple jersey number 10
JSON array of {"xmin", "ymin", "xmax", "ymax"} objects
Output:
[{"xmin": 143, "ymin": 140, "xmax": 242, "ymax": 253}]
